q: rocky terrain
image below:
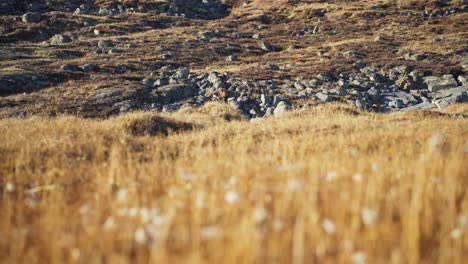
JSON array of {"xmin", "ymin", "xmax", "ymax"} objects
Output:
[
  {"xmin": 1, "ymin": 2, "xmax": 468, "ymax": 263},
  {"xmin": 0, "ymin": 0, "xmax": 467, "ymax": 119}
]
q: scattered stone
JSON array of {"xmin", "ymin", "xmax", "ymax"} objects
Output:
[
  {"xmin": 124, "ymin": 43, "xmax": 137, "ymax": 49},
  {"xmin": 252, "ymin": 33, "xmax": 262, "ymax": 39},
  {"xmin": 108, "ymin": 48, "xmax": 120, "ymax": 54},
  {"xmin": 114, "ymin": 100, "xmax": 133, "ymax": 113},
  {"xmin": 77, "ymin": 64, "xmax": 98, "ymax": 72},
  {"xmin": 92, "ymin": 89, "xmax": 122, "ymax": 100},
  {"xmin": 355, "ymin": 99, "xmax": 366, "ymax": 109},
  {"xmin": 174, "ymin": 67, "xmax": 190, "ymax": 79},
  {"xmin": 458, "ymin": 75, "xmax": 467, "ymax": 86},
  {"xmin": 228, "ymin": 97, "xmax": 242, "ymax": 110},
  {"xmin": 60, "ymin": 64, "xmax": 79, "ymax": 71},
  {"xmin": 389, "ymin": 99, "xmax": 404, "ymax": 108},
  {"xmin": 261, "ymin": 94, "xmax": 273, "ymax": 105},
  {"xmin": 50, "ymin": 34, "xmax": 72, "ymax": 45},
  {"xmin": 381, "ymin": 91, "xmax": 418, "ymax": 107},
  {"xmin": 316, "ymin": 93, "xmax": 332, "ymax": 102},
  {"xmin": 265, "ymin": 64, "xmax": 280, "ymax": 71},
  {"xmin": 343, "ymin": 50, "xmax": 358, "ymax": 59},
  {"xmin": 8, "ymin": 111, "xmax": 27, "ymax": 118},
  {"xmin": 405, "ymin": 53, "xmax": 427, "ymax": 61},
  {"xmin": 260, "ymin": 41, "xmax": 274, "ymax": 52},
  {"xmin": 226, "ymin": 55, "xmax": 237, "ymax": 62},
  {"xmin": 22, "ymin": 12, "xmax": 41, "ymax": 23},
  {"xmin": 142, "ymin": 78, "xmax": 155, "ymax": 86},
  {"xmin": 374, "ymin": 35, "xmax": 384, "ymax": 41},
  {"xmin": 153, "ymin": 84, "xmax": 197, "ymax": 105},
  {"xmin": 98, "ymin": 40, "xmax": 113, "ymax": 48},
  {"xmin": 273, "ymin": 101, "xmax": 291, "ymax": 116},
  {"xmin": 162, "ymin": 103, "xmax": 181, "ymax": 113},
  {"xmin": 403, "ymin": 101, "xmax": 436, "ymax": 111},
  {"xmin": 353, "ymin": 60, "xmax": 367, "ymax": 69},
  {"xmin": 294, "ymin": 82, "xmax": 306, "ymax": 89},
  {"xmin": 154, "ymin": 78, "xmax": 169, "ymax": 86},
  {"xmin": 199, "ymin": 30, "xmax": 217, "ymax": 39}
]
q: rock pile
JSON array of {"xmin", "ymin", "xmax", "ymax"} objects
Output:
[{"xmin": 98, "ymin": 64, "xmax": 467, "ymax": 118}]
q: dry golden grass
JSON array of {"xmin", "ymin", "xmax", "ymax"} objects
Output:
[{"xmin": 1, "ymin": 103, "xmax": 467, "ymax": 263}]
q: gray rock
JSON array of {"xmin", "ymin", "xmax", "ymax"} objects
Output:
[
  {"xmin": 108, "ymin": 48, "xmax": 120, "ymax": 54},
  {"xmin": 405, "ymin": 53, "xmax": 427, "ymax": 61},
  {"xmin": 261, "ymin": 94, "xmax": 272, "ymax": 105},
  {"xmin": 264, "ymin": 107, "xmax": 275, "ymax": 117},
  {"xmin": 161, "ymin": 52, "xmax": 173, "ymax": 59},
  {"xmin": 389, "ymin": 99, "xmax": 404, "ymax": 109},
  {"xmin": 92, "ymin": 89, "xmax": 122, "ymax": 100},
  {"xmin": 154, "ymin": 84, "xmax": 197, "ymax": 104},
  {"xmin": 8, "ymin": 111, "xmax": 26, "ymax": 118},
  {"xmin": 424, "ymin": 75, "xmax": 458, "ymax": 92},
  {"xmin": 366, "ymin": 87, "xmax": 382, "ymax": 101},
  {"xmin": 124, "ymin": 43, "xmax": 137, "ymax": 49},
  {"xmin": 458, "ymin": 75, "xmax": 467, "ymax": 86},
  {"xmin": 374, "ymin": 35, "xmax": 384, "ymax": 42},
  {"xmin": 381, "ymin": 91, "xmax": 418, "ymax": 107},
  {"xmin": 114, "ymin": 100, "xmax": 133, "ymax": 113},
  {"xmin": 329, "ymin": 88, "xmax": 346, "ymax": 96},
  {"xmin": 252, "ymin": 33, "xmax": 262, "ymax": 39},
  {"xmin": 273, "ymin": 101, "xmax": 291, "ymax": 116},
  {"xmin": 432, "ymin": 85, "xmax": 468, "ymax": 107},
  {"xmin": 22, "ymin": 12, "xmax": 41, "ymax": 23},
  {"xmin": 60, "ymin": 64, "xmax": 79, "ymax": 71},
  {"xmin": 226, "ymin": 55, "xmax": 237, "ymax": 62},
  {"xmin": 207, "ymin": 72, "xmax": 222, "ymax": 83},
  {"xmin": 461, "ymin": 60, "xmax": 468, "ymax": 70},
  {"xmin": 272, "ymin": 96, "xmax": 282, "ymax": 106},
  {"xmin": 228, "ymin": 97, "xmax": 242, "ymax": 110},
  {"xmin": 199, "ymin": 30, "xmax": 217, "ymax": 39},
  {"xmin": 266, "ymin": 64, "xmax": 280, "ymax": 71},
  {"xmin": 355, "ymin": 99, "xmax": 366, "ymax": 109},
  {"xmin": 154, "ymin": 78, "xmax": 169, "ymax": 86},
  {"xmin": 316, "ymin": 92, "xmax": 332, "ymax": 102},
  {"xmin": 79, "ymin": 64, "xmax": 99, "ymax": 72},
  {"xmin": 353, "ymin": 60, "xmax": 366, "ymax": 69},
  {"xmin": 260, "ymin": 41, "xmax": 274, "ymax": 52},
  {"xmin": 249, "ymin": 108, "xmax": 259, "ymax": 117},
  {"xmin": 174, "ymin": 67, "xmax": 190, "ymax": 79},
  {"xmin": 162, "ymin": 103, "xmax": 181, "ymax": 113},
  {"xmin": 343, "ymin": 50, "xmax": 358, "ymax": 59},
  {"xmin": 337, "ymin": 79, "xmax": 349, "ymax": 89},
  {"xmin": 142, "ymin": 78, "xmax": 155, "ymax": 86},
  {"xmin": 294, "ymin": 82, "xmax": 306, "ymax": 89},
  {"xmin": 98, "ymin": 40, "xmax": 113, "ymax": 48},
  {"xmin": 403, "ymin": 101, "xmax": 436, "ymax": 111},
  {"xmin": 50, "ymin": 34, "xmax": 72, "ymax": 45}
]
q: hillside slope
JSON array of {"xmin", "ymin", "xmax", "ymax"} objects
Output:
[{"xmin": 0, "ymin": 0, "xmax": 467, "ymax": 117}]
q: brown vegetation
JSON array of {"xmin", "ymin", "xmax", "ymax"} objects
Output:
[{"xmin": 1, "ymin": 103, "xmax": 467, "ymax": 263}]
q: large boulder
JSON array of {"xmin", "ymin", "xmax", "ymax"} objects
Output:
[
  {"xmin": 153, "ymin": 84, "xmax": 197, "ymax": 105},
  {"xmin": 432, "ymin": 85, "xmax": 468, "ymax": 109},
  {"xmin": 423, "ymin": 74, "xmax": 458, "ymax": 92},
  {"xmin": 273, "ymin": 101, "xmax": 291, "ymax": 116},
  {"xmin": 381, "ymin": 91, "xmax": 419, "ymax": 108}
]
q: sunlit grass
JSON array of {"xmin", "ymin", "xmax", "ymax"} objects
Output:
[{"xmin": 1, "ymin": 103, "xmax": 467, "ymax": 263}]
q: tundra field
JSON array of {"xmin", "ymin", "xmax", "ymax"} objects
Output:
[
  {"xmin": 1, "ymin": 103, "xmax": 467, "ymax": 263},
  {"xmin": 1, "ymin": 0, "xmax": 468, "ymax": 263}
]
